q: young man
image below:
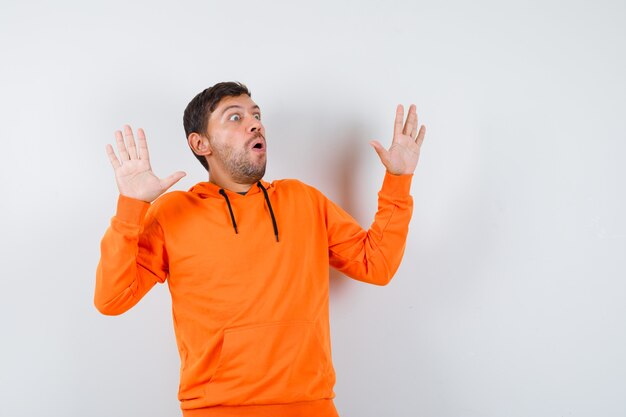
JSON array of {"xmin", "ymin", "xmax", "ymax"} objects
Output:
[{"xmin": 95, "ymin": 82, "xmax": 426, "ymax": 417}]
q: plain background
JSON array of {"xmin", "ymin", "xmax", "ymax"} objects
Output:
[{"xmin": 1, "ymin": 1, "xmax": 625, "ymax": 416}]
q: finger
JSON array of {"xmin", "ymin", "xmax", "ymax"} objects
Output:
[
  {"xmin": 123, "ymin": 124, "xmax": 139, "ymax": 160},
  {"xmin": 415, "ymin": 125, "xmax": 426, "ymax": 147},
  {"xmin": 413, "ymin": 108, "xmax": 421, "ymax": 138},
  {"xmin": 105, "ymin": 144, "xmax": 121, "ymax": 169},
  {"xmin": 369, "ymin": 140, "xmax": 390, "ymax": 166},
  {"xmin": 404, "ymin": 104, "xmax": 417, "ymax": 137},
  {"xmin": 137, "ymin": 128, "xmax": 150, "ymax": 161},
  {"xmin": 160, "ymin": 171, "xmax": 187, "ymax": 191},
  {"xmin": 393, "ymin": 105, "xmax": 404, "ymax": 142},
  {"xmin": 114, "ymin": 129, "xmax": 130, "ymax": 161}
]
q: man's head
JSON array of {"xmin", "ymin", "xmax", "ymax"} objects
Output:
[{"xmin": 184, "ymin": 82, "xmax": 266, "ymax": 185}]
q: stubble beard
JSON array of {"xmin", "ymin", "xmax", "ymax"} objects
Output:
[{"xmin": 213, "ymin": 138, "xmax": 267, "ymax": 184}]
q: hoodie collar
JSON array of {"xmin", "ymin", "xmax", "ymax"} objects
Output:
[
  {"xmin": 189, "ymin": 178, "xmax": 273, "ymax": 199},
  {"xmin": 189, "ymin": 178, "xmax": 279, "ymax": 243}
]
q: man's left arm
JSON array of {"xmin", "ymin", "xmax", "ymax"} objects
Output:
[{"xmin": 328, "ymin": 104, "xmax": 426, "ymax": 285}]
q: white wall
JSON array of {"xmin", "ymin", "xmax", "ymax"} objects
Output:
[{"xmin": 1, "ymin": 1, "xmax": 625, "ymax": 416}]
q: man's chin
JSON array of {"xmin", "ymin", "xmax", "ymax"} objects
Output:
[
  {"xmin": 251, "ymin": 166, "xmax": 267, "ymax": 183},
  {"xmin": 232, "ymin": 164, "xmax": 266, "ymax": 184}
]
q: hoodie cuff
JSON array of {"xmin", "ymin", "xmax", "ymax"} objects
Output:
[
  {"xmin": 115, "ymin": 194, "xmax": 151, "ymax": 225},
  {"xmin": 381, "ymin": 172, "xmax": 413, "ymax": 198}
]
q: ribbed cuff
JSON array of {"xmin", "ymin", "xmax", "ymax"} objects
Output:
[
  {"xmin": 381, "ymin": 172, "xmax": 413, "ymax": 198},
  {"xmin": 182, "ymin": 399, "xmax": 339, "ymax": 417},
  {"xmin": 115, "ymin": 194, "xmax": 151, "ymax": 225}
]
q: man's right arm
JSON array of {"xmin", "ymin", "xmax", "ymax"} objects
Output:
[{"xmin": 95, "ymin": 125, "xmax": 185, "ymax": 315}]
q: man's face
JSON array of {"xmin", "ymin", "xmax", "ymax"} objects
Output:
[{"xmin": 206, "ymin": 94, "xmax": 266, "ymax": 183}]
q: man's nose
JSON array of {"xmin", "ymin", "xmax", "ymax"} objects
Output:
[{"xmin": 248, "ymin": 117, "xmax": 263, "ymax": 133}]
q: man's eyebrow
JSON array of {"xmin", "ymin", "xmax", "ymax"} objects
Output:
[{"xmin": 220, "ymin": 104, "xmax": 261, "ymax": 116}]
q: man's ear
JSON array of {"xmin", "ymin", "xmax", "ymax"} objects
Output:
[{"xmin": 188, "ymin": 132, "xmax": 211, "ymax": 156}]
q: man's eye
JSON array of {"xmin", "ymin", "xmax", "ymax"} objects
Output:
[
  {"xmin": 229, "ymin": 114, "xmax": 241, "ymax": 121},
  {"xmin": 254, "ymin": 114, "xmax": 261, "ymax": 120}
]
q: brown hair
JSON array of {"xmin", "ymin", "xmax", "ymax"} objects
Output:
[{"xmin": 183, "ymin": 81, "xmax": 251, "ymax": 171}]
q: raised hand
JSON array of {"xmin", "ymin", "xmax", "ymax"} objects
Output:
[
  {"xmin": 106, "ymin": 125, "xmax": 186, "ymax": 203},
  {"xmin": 370, "ymin": 104, "xmax": 426, "ymax": 175}
]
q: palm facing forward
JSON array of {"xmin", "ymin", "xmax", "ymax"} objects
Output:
[
  {"xmin": 106, "ymin": 125, "xmax": 186, "ymax": 203},
  {"xmin": 370, "ymin": 104, "xmax": 426, "ymax": 175}
]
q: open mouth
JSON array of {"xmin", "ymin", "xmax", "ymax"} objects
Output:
[{"xmin": 249, "ymin": 135, "xmax": 266, "ymax": 151}]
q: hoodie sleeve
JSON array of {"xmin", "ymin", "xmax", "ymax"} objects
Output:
[
  {"xmin": 94, "ymin": 195, "xmax": 169, "ymax": 315},
  {"xmin": 325, "ymin": 172, "xmax": 413, "ymax": 285}
]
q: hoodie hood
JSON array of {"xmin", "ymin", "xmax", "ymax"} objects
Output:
[{"xmin": 188, "ymin": 179, "xmax": 279, "ymax": 242}]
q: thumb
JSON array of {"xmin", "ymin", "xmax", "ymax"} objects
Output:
[
  {"xmin": 160, "ymin": 171, "xmax": 187, "ymax": 191},
  {"xmin": 369, "ymin": 140, "xmax": 390, "ymax": 166}
]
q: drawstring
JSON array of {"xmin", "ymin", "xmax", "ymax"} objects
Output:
[
  {"xmin": 217, "ymin": 184, "xmax": 279, "ymax": 243},
  {"xmin": 257, "ymin": 182, "xmax": 279, "ymax": 242},
  {"xmin": 219, "ymin": 189, "xmax": 238, "ymax": 234}
]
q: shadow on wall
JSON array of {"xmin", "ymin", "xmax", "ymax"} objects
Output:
[{"xmin": 325, "ymin": 123, "xmax": 367, "ymax": 298}]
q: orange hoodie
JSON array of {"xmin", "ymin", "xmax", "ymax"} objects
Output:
[{"xmin": 95, "ymin": 172, "xmax": 413, "ymax": 416}]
